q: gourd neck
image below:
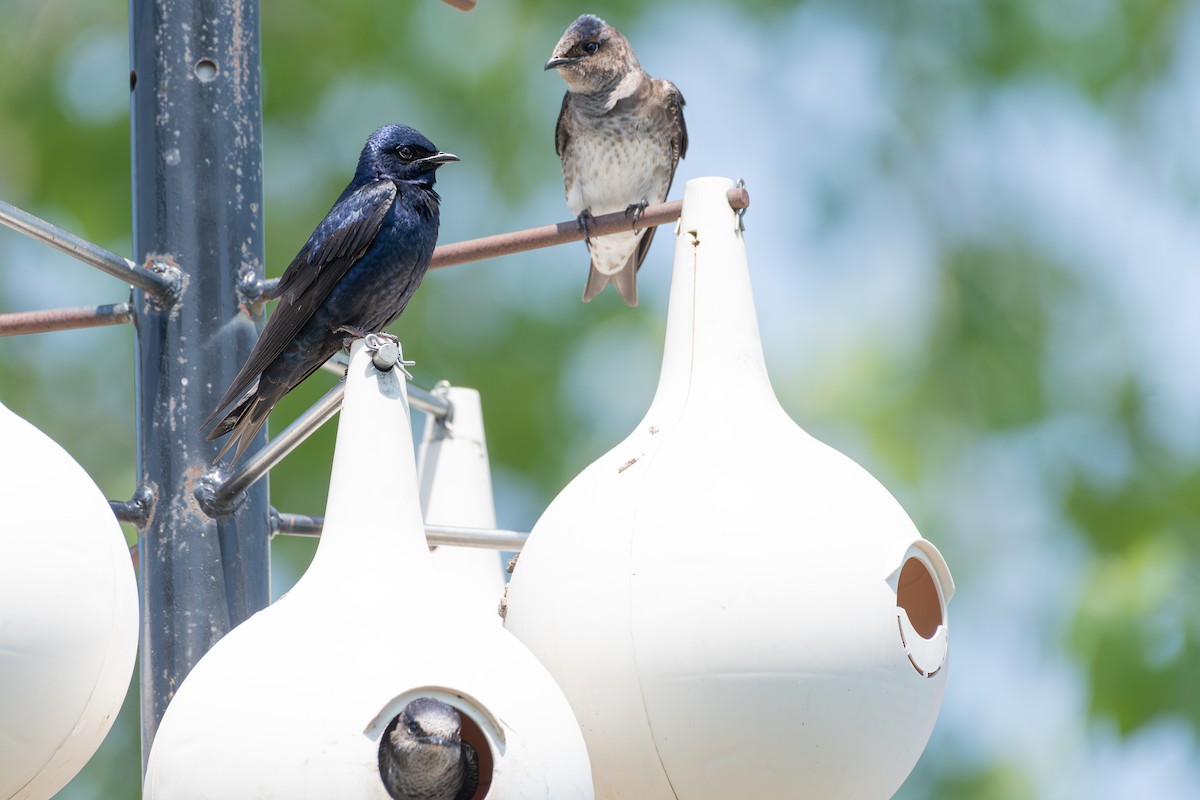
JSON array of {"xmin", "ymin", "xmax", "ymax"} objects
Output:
[{"xmin": 648, "ymin": 178, "xmax": 775, "ymax": 422}]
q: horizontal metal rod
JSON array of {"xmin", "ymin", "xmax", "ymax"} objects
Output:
[
  {"xmin": 272, "ymin": 510, "xmax": 529, "ymax": 550},
  {"xmin": 0, "ymin": 199, "xmax": 179, "ymax": 298},
  {"xmin": 256, "ymin": 187, "xmax": 750, "ymax": 298},
  {"xmin": 0, "ymin": 302, "xmax": 134, "ymax": 336},
  {"xmin": 425, "ymin": 524, "xmax": 529, "ymax": 550},
  {"xmin": 319, "ymin": 351, "xmax": 452, "ymax": 420},
  {"xmin": 410, "ymin": 384, "xmax": 453, "ymax": 420},
  {"xmin": 430, "ymin": 186, "xmax": 749, "ymax": 269}
]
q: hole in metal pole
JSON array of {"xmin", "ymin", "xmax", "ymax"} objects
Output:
[
  {"xmin": 129, "ymin": 70, "xmax": 137, "ymax": 91},
  {"xmin": 195, "ymin": 58, "xmax": 218, "ymax": 82}
]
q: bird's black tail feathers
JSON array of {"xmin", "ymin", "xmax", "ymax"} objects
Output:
[{"xmin": 203, "ymin": 381, "xmax": 276, "ymax": 466}]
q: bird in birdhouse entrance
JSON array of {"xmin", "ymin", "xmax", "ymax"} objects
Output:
[{"xmin": 378, "ymin": 697, "xmax": 480, "ymax": 800}]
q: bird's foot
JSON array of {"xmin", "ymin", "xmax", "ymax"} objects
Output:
[
  {"xmin": 625, "ymin": 200, "xmax": 649, "ymax": 233},
  {"xmin": 335, "ymin": 324, "xmax": 374, "ymax": 349},
  {"xmin": 576, "ymin": 209, "xmax": 595, "ymax": 244}
]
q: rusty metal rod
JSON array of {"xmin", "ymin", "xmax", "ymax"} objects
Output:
[
  {"xmin": 429, "ymin": 186, "xmax": 750, "ymax": 270},
  {"xmin": 0, "ymin": 303, "xmax": 134, "ymax": 336},
  {"xmin": 257, "ymin": 188, "xmax": 750, "ymax": 299}
]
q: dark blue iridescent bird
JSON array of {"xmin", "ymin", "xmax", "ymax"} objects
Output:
[{"xmin": 202, "ymin": 124, "xmax": 458, "ymax": 463}]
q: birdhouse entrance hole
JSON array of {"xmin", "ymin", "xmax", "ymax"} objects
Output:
[
  {"xmin": 894, "ymin": 553, "xmax": 949, "ymax": 677},
  {"xmin": 896, "ymin": 557, "xmax": 942, "ymax": 639},
  {"xmin": 369, "ymin": 689, "xmax": 499, "ymax": 800}
]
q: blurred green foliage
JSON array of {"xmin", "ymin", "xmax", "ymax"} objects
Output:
[{"xmin": 2, "ymin": 0, "xmax": 1198, "ymax": 798}]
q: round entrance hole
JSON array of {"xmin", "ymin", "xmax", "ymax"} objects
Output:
[
  {"xmin": 893, "ymin": 549, "xmax": 951, "ymax": 678},
  {"xmin": 370, "ymin": 689, "xmax": 498, "ymax": 800},
  {"xmin": 896, "ymin": 556, "xmax": 943, "ymax": 640}
]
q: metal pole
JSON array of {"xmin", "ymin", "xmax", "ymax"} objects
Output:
[{"xmin": 130, "ymin": 0, "xmax": 270, "ymax": 770}]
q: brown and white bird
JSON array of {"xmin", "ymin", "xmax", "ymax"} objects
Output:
[
  {"xmin": 377, "ymin": 697, "xmax": 479, "ymax": 800},
  {"xmin": 546, "ymin": 13, "xmax": 688, "ymax": 306}
]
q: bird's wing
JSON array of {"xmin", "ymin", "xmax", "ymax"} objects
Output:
[
  {"xmin": 455, "ymin": 741, "xmax": 480, "ymax": 800},
  {"xmin": 663, "ymin": 79, "xmax": 688, "ymax": 175},
  {"xmin": 631, "ymin": 220, "xmax": 658, "ymax": 275},
  {"xmin": 628, "ymin": 81, "xmax": 686, "ymax": 276},
  {"xmin": 554, "ymin": 91, "xmax": 572, "ymax": 158},
  {"xmin": 202, "ymin": 179, "xmax": 397, "ymax": 429}
]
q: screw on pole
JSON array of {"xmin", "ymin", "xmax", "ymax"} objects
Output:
[{"xmin": 130, "ymin": 0, "xmax": 270, "ymax": 770}]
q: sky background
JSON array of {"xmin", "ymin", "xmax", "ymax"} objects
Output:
[{"xmin": 1, "ymin": 0, "xmax": 1198, "ymax": 797}]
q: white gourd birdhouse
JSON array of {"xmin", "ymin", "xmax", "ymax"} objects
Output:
[
  {"xmin": 419, "ymin": 386, "xmax": 507, "ymax": 622},
  {"xmin": 0, "ymin": 402, "xmax": 139, "ymax": 800},
  {"xmin": 144, "ymin": 340, "xmax": 593, "ymax": 799},
  {"xmin": 503, "ymin": 177, "xmax": 955, "ymax": 799}
]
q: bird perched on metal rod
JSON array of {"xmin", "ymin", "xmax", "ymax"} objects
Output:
[
  {"xmin": 378, "ymin": 697, "xmax": 480, "ymax": 800},
  {"xmin": 546, "ymin": 13, "xmax": 688, "ymax": 307},
  {"xmin": 201, "ymin": 124, "xmax": 458, "ymax": 464}
]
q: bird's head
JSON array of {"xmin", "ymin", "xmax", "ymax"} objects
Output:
[
  {"xmin": 545, "ymin": 14, "xmax": 639, "ymax": 94},
  {"xmin": 361, "ymin": 124, "xmax": 459, "ymax": 187},
  {"xmin": 394, "ymin": 697, "xmax": 464, "ymax": 750}
]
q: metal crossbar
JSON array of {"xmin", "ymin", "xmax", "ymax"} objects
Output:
[
  {"xmin": 0, "ymin": 190, "xmax": 749, "ymax": 334},
  {"xmin": 272, "ymin": 511, "xmax": 528, "ymax": 550},
  {"xmin": 0, "ymin": 199, "xmax": 180, "ymax": 300}
]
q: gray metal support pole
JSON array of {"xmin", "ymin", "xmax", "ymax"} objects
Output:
[{"xmin": 130, "ymin": 0, "xmax": 270, "ymax": 769}]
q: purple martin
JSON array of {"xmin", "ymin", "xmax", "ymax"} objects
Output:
[
  {"xmin": 378, "ymin": 697, "xmax": 480, "ymax": 800},
  {"xmin": 546, "ymin": 13, "xmax": 688, "ymax": 306},
  {"xmin": 201, "ymin": 124, "xmax": 458, "ymax": 464}
]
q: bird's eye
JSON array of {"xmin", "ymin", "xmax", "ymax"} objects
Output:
[
  {"xmin": 406, "ymin": 720, "xmax": 420, "ymax": 734},
  {"xmin": 584, "ymin": 41, "xmax": 599, "ymax": 54},
  {"xmin": 398, "ymin": 145, "xmax": 414, "ymax": 160}
]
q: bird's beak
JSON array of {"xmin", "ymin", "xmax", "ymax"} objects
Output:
[
  {"xmin": 418, "ymin": 151, "xmax": 460, "ymax": 165},
  {"xmin": 544, "ymin": 55, "xmax": 581, "ymax": 71},
  {"xmin": 419, "ymin": 735, "xmax": 457, "ymax": 748}
]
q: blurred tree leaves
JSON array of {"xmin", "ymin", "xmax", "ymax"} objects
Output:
[{"xmin": 1067, "ymin": 385, "xmax": 1200, "ymax": 733}]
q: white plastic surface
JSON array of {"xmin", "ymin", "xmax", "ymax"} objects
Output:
[
  {"xmin": 144, "ymin": 341, "xmax": 592, "ymax": 799},
  {"xmin": 418, "ymin": 386, "xmax": 506, "ymax": 621},
  {"xmin": 0, "ymin": 402, "xmax": 139, "ymax": 800},
  {"xmin": 504, "ymin": 177, "xmax": 955, "ymax": 799}
]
